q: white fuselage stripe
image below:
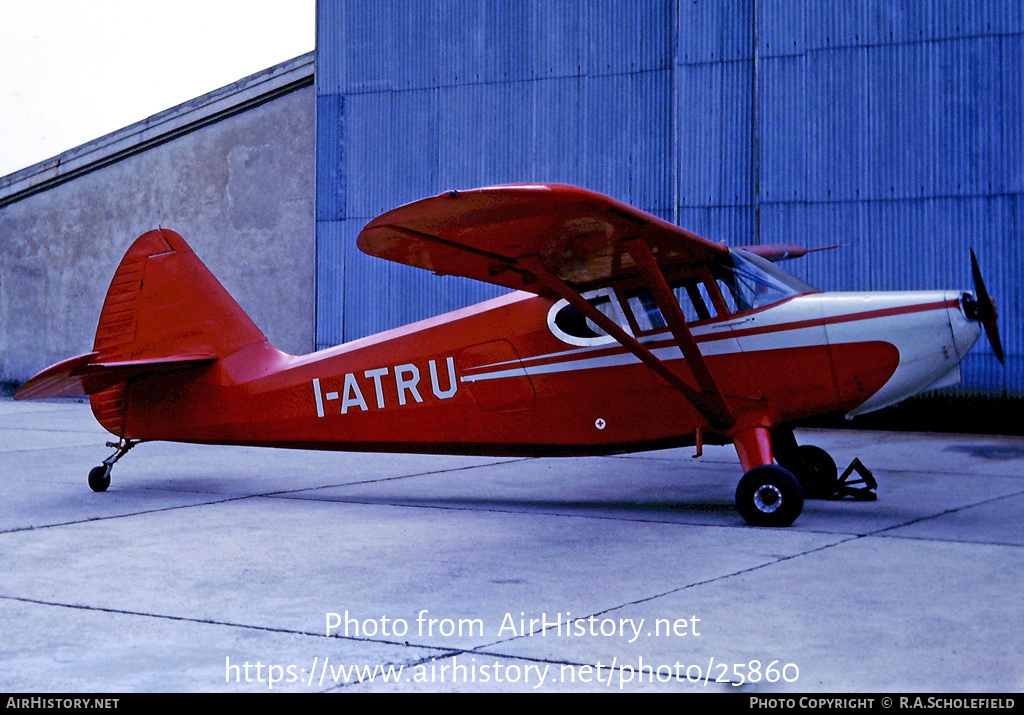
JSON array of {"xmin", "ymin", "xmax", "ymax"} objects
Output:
[{"xmin": 461, "ymin": 295, "xmax": 956, "ymax": 383}]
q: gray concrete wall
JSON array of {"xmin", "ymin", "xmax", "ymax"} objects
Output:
[{"xmin": 1, "ymin": 61, "xmax": 315, "ymax": 387}]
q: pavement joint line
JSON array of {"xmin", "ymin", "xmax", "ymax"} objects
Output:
[
  {"xmin": 466, "ymin": 504, "xmax": 1024, "ymax": 657},
  {"xmin": 464, "ymin": 535, "xmax": 865, "ymax": 656},
  {"xmin": 330, "ymin": 648, "xmax": 698, "ymax": 691},
  {"xmin": 7, "ymin": 483, "xmax": 1018, "ymax": 547},
  {"xmin": 268, "ymin": 492, "xmax": 776, "ymax": 530},
  {"xmin": 0, "ymin": 458, "xmax": 533, "ymax": 535},
  {"xmin": 1, "ymin": 446, "xmax": 112, "ymax": 457},
  {"xmin": 322, "ymin": 651, "xmax": 464, "ymax": 691},
  {"xmin": 863, "ymin": 487, "xmax": 1024, "ymax": 545},
  {"xmin": 5, "ymin": 447, "xmax": 1020, "ymax": 544},
  {"xmin": 857, "ymin": 465, "xmax": 1024, "ymax": 479},
  {"xmin": 257, "ymin": 491, "xmax": 1023, "ymax": 546},
  {"xmin": 0, "ymin": 502, "xmax": 872, "ymax": 664},
  {"xmin": 611, "ymin": 452, "xmax": 1024, "ymax": 480},
  {"xmin": 272, "ymin": 457, "xmax": 534, "ymax": 497},
  {"xmin": 0, "ymin": 577, "xmax": 751, "ymax": 692},
  {"xmin": 0, "ymin": 592, "xmax": 631, "ymax": 678},
  {"xmin": 0, "ymin": 427, "xmax": 108, "ymax": 435},
  {"xmin": 0, "ymin": 593, "xmax": 456, "ymax": 654},
  {"xmin": 873, "ymin": 532, "xmax": 1024, "ymax": 549},
  {"xmin": 0, "ymin": 494, "xmax": 264, "ymax": 535},
  {"xmin": 316, "ymin": 648, "xmax": 639, "ymax": 692},
  {"xmin": 0, "ymin": 527, "xmax": 927, "ymax": 692}
]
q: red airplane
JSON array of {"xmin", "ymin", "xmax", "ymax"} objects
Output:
[{"xmin": 14, "ymin": 184, "xmax": 1004, "ymax": 527}]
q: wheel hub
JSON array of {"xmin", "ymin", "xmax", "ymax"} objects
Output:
[{"xmin": 754, "ymin": 484, "xmax": 782, "ymax": 513}]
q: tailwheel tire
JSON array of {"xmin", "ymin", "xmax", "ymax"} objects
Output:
[
  {"xmin": 88, "ymin": 465, "xmax": 111, "ymax": 493},
  {"xmin": 736, "ymin": 465, "xmax": 804, "ymax": 527}
]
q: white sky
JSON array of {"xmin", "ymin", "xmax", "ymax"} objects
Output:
[{"xmin": 0, "ymin": 0, "xmax": 315, "ymax": 177}]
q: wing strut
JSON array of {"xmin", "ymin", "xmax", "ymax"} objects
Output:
[
  {"xmin": 517, "ymin": 255, "xmax": 735, "ymax": 433},
  {"xmin": 623, "ymin": 238, "xmax": 735, "ymax": 429}
]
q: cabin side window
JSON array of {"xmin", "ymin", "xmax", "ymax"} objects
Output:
[
  {"xmin": 623, "ymin": 277, "xmax": 718, "ymax": 334},
  {"xmin": 547, "ymin": 288, "xmax": 630, "ymax": 347}
]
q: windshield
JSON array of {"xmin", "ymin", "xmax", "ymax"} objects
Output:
[{"xmin": 711, "ymin": 249, "xmax": 818, "ymax": 313}]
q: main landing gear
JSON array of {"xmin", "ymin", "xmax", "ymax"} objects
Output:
[
  {"xmin": 732, "ymin": 427, "xmax": 877, "ymax": 527},
  {"xmin": 776, "ymin": 436, "xmax": 878, "ymax": 502},
  {"xmin": 776, "ymin": 442, "xmax": 840, "ymax": 500},
  {"xmin": 87, "ymin": 438, "xmax": 140, "ymax": 492},
  {"xmin": 735, "ymin": 464, "xmax": 804, "ymax": 528}
]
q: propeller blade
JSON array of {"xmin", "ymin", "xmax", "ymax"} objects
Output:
[{"xmin": 970, "ymin": 249, "xmax": 1005, "ymax": 364}]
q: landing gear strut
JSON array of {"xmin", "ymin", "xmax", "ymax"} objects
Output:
[{"xmin": 88, "ymin": 438, "xmax": 140, "ymax": 492}]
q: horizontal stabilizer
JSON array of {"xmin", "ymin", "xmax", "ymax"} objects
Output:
[{"xmin": 13, "ymin": 352, "xmax": 216, "ymax": 401}]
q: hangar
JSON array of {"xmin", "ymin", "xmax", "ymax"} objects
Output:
[{"xmin": 316, "ymin": 0, "xmax": 1022, "ymax": 404}]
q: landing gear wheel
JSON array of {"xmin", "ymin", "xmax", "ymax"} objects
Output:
[
  {"xmin": 787, "ymin": 445, "xmax": 838, "ymax": 499},
  {"xmin": 736, "ymin": 465, "xmax": 804, "ymax": 527},
  {"xmin": 88, "ymin": 465, "xmax": 111, "ymax": 493}
]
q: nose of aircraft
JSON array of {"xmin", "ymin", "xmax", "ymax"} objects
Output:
[
  {"xmin": 841, "ymin": 289, "xmax": 981, "ymax": 417},
  {"xmin": 950, "ymin": 291, "xmax": 983, "ymax": 362}
]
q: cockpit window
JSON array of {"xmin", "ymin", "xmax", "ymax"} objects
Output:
[
  {"xmin": 624, "ymin": 277, "xmax": 718, "ymax": 332},
  {"xmin": 712, "ymin": 249, "xmax": 817, "ymax": 314}
]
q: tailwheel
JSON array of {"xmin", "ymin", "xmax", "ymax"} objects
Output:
[
  {"xmin": 736, "ymin": 464, "xmax": 804, "ymax": 527},
  {"xmin": 88, "ymin": 465, "xmax": 112, "ymax": 493},
  {"xmin": 87, "ymin": 438, "xmax": 141, "ymax": 492},
  {"xmin": 781, "ymin": 445, "xmax": 839, "ymax": 499}
]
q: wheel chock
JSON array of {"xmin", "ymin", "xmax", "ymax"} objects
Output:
[{"xmin": 831, "ymin": 458, "xmax": 878, "ymax": 501}]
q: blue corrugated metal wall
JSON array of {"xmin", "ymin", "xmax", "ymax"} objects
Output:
[{"xmin": 316, "ymin": 0, "xmax": 1022, "ymax": 397}]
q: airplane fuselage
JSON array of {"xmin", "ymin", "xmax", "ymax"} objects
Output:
[{"xmin": 110, "ymin": 283, "xmax": 981, "ymax": 457}]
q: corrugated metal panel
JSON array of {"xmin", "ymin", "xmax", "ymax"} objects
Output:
[
  {"xmin": 750, "ymin": 0, "xmax": 1022, "ymax": 395},
  {"xmin": 531, "ymin": 1, "xmax": 586, "ymax": 78},
  {"xmin": 315, "ymin": 94, "xmax": 346, "ymax": 221},
  {"xmin": 677, "ymin": 206, "xmax": 755, "ymax": 246},
  {"xmin": 758, "ymin": 53, "xmax": 807, "ymax": 205},
  {"xmin": 677, "ymin": 0, "xmax": 754, "ymax": 63},
  {"xmin": 313, "ymin": 219, "xmax": 350, "ymax": 349},
  {"xmin": 585, "ymin": 0, "xmax": 672, "ymax": 74},
  {"xmin": 316, "ymin": 0, "xmax": 1023, "ymax": 397},
  {"xmin": 675, "ymin": 60, "xmax": 755, "ymax": 208}
]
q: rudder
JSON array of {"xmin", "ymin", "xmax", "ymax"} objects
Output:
[{"xmin": 93, "ymin": 228, "xmax": 266, "ymax": 364}]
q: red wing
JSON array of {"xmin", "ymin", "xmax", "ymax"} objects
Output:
[{"xmin": 357, "ymin": 183, "xmax": 727, "ymax": 293}]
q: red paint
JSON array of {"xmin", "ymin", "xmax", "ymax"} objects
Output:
[{"xmin": 732, "ymin": 426, "xmax": 775, "ymax": 472}]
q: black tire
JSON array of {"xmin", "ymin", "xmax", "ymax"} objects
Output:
[
  {"xmin": 792, "ymin": 445, "xmax": 838, "ymax": 499},
  {"xmin": 88, "ymin": 465, "xmax": 111, "ymax": 493},
  {"xmin": 735, "ymin": 465, "xmax": 804, "ymax": 527}
]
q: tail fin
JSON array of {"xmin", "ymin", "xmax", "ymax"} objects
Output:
[
  {"xmin": 16, "ymin": 228, "xmax": 269, "ymax": 436},
  {"xmin": 92, "ymin": 228, "xmax": 266, "ymax": 364}
]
